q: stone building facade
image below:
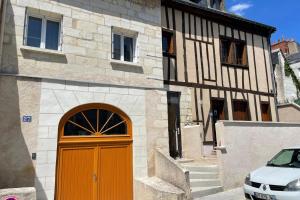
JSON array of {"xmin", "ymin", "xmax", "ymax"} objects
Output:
[
  {"xmin": 0, "ymin": 0, "xmax": 167, "ymax": 199},
  {"xmin": 162, "ymin": 0, "xmax": 277, "ymax": 157},
  {"xmin": 0, "ymin": 0, "xmax": 278, "ymax": 199},
  {"xmin": 272, "ymin": 49, "xmax": 300, "ymax": 104}
]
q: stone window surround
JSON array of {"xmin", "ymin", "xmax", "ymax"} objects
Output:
[
  {"xmin": 111, "ymin": 26, "xmax": 139, "ymax": 64},
  {"xmin": 24, "ymin": 7, "xmax": 62, "ymax": 51}
]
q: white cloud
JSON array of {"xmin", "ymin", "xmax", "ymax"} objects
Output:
[{"xmin": 229, "ymin": 3, "xmax": 253, "ymax": 16}]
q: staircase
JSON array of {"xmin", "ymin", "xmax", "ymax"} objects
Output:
[{"xmin": 178, "ymin": 158, "xmax": 223, "ymax": 199}]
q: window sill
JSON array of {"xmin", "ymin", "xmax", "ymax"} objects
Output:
[
  {"xmin": 110, "ymin": 60, "xmax": 142, "ymax": 68},
  {"xmin": 20, "ymin": 46, "xmax": 65, "ymax": 56},
  {"xmin": 221, "ymin": 62, "xmax": 249, "ymax": 69}
]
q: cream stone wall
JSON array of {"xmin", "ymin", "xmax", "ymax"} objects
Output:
[
  {"xmin": 35, "ymin": 78, "xmax": 153, "ymax": 200},
  {"xmin": 0, "ymin": 0, "xmax": 169, "ymax": 198},
  {"xmin": 2, "ymin": 0, "xmax": 162, "ymax": 88},
  {"xmin": 0, "ymin": 76, "xmax": 41, "ymax": 189},
  {"xmin": 216, "ymin": 121, "xmax": 300, "ymax": 190},
  {"xmin": 278, "ymin": 103, "xmax": 300, "ymax": 123}
]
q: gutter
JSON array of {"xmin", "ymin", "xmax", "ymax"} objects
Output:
[{"xmin": 162, "ymin": 0, "xmax": 276, "ymax": 37}]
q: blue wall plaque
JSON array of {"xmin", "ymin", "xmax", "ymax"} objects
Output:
[{"xmin": 22, "ymin": 115, "xmax": 32, "ymax": 123}]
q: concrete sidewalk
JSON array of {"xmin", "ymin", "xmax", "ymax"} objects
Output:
[{"xmin": 196, "ymin": 188, "xmax": 245, "ymax": 200}]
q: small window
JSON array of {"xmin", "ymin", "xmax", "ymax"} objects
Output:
[
  {"xmin": 25, "ymin": 14, "xmax": 61, "ymax": 51},
  {"xmin": 162, "ymin": 31, "xmax": 175, "ymax": 55},
  {"xmin": 221, "ymin": 39, "xmax": 232, "ymax": 64},
  {"xmin": 211, "ymin": 0, "xmax": 221, "ymax": 9},
  {"xmin": 112, "ymin": 33, "xmax": 136, "ymax": 62},
  {"xmin": 232, "ymin": 100, "xmax": 250, "ymax": 121},
  {"xmin": 261, "ymin": 103, "xmax": 272, "ymax": 121},
  {"xmin": 221, "ymin": 38, "xmax": 247, "ymax": 66}
]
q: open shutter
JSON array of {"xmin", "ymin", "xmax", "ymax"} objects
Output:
[
  {"xmin": 242, "ymin": 44, "xmax": 247, "ymax": 65},
  {"xmin": 228, "ymin": 42, "xmax": 235, "ymax": 64}
]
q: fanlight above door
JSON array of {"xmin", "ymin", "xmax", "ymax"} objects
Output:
[{"xmin": 63, "ymin": 108, "xmax": 128, "ymax": 136}]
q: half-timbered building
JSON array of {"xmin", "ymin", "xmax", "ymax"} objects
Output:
[{"xmin": 162, "ymin": 0, "xmax": 277, "ymax": 156}]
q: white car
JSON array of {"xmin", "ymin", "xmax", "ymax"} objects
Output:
[{"xmin": 244, "ymin": 147, "xmax": 300, "ymax": 200}]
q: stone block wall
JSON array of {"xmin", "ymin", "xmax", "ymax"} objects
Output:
[
  {"xmin": 35, "ymin": 78, "xmax": 150, "ymax": 199},
  {"xmin": 0, "ymin": 187, "xmax": 36, "ymax": 200},
  {"xmin": 216, "ymin": 121, "xmax": 300, "ymax": 190},
  {"xmin": 2, "ymin": 0, "xmax": 162, "ymax": 88}
]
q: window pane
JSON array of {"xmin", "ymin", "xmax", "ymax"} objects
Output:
[
  {"xmin": 64, "ymin": 112, "xmax": 93, "ymax": 136},
  {"xmin": 27, "ymin": 16, "xmax": 42, "ymax": 48},
  {"xmin": 46, "ymin": 20, "xmax": 60, "ymax": 50},
  {"xmin": 112, "ymin": 34, "xmax": 121, "ymax": 60},
  {"xmin": 221, "ymin": 40, "xmax": 230, "ymax": 63},
  {"xmin": 162, "ymin": 35, "xmax": 169, "ymax": 53},
  {"xmin": 236, "ymin": 42, "xmax": 246, "ymax": 65},
  {"xmin": 270, "ymin": 150, "xmax": 294, "ymax": 166},
  {"xmin": 98, "ymin": 109, "xmax": 127, "ymax": 135},
  {"xmin": 124, "ymin": 36, "xmax": 134, "ymax": 62},
  {"xmin": 162, "ymin": 31, "xmax": 174, "ymax": 54}
]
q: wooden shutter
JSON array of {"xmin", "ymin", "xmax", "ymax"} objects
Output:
[
  {"xmin": 261, "ymin": 103, "xmax": 272, "ymax": 121},
  {"xmin": 233, "ymin": 101, "xmax": 250, "ymax": 121},
  {"xmin": 228, "ymin": 42, "xmax": 235, "ymax": 64},
  {"xmin": 242, "ymin": 43, "xmax": 247, "ymax": 65}
]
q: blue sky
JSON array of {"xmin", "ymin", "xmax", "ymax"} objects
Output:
[{"xmin": 227, "ymin": 0, "xmax": 300, "ymax": 43}]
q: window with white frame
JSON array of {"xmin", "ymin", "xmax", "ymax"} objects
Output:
[
  {"xmin": 112, "ymin": 32, "xmax": 137, "ymax": 63},
  {"xmin": 24, "ymin": 12, "xmax": 62, "ymax": 51}
]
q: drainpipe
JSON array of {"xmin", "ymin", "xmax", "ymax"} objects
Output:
[
  {"xmin": 267, "ymin": 36, "xmax": 280, "ymax": 122},
  {"xmin": 0, "ymin": 0, "xmax": 8, "ymax": 67}
]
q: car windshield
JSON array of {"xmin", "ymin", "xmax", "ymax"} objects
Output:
[{"xmin": 267, "ymin": 149, "xmax": 300, "ymax": 168}]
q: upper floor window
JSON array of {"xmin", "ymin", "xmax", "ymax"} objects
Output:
[
  {"xmin": 210, "ymin": 0, "xmax": 222, "ymax": 10},
  {"xmin": 24, "ymin": 13, "xmax": 61, "ymax": 51},
  {"xmin": 112, "ymin": 32, "xmax": 137, "ymax": 63},
  {"xmin": 162, "ymin": 30, "xmax": 175, "ymax": 56},
  {"xmin": 221, "ymin": 38, "xmax": 247, "ymax": 67}
]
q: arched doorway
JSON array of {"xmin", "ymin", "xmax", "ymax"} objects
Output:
[{"xmin": 55, "ymin": 103, "xmax": 133, "ymax": 200}]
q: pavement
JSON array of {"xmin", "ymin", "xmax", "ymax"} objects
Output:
[{"xmin": 196, "ymin": 187, "xmax": 245, "ymax": 200}]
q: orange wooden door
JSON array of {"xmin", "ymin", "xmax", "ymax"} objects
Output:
[
  {"xmin": 55, "ymin": 104, "xmax": 133, "ymax": 200},
  {"xmin": 98, "ymin": 144, "xmax": 133, "ymax": 200},
  {"xmin": 56, "ymin": 146, "xmax": 98, "ymax": 200}
]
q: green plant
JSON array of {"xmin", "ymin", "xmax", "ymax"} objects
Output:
[
  {"xmin": 285, "ymin": 62, "xmax": 300, "ymax": 97},
  {"xmin": 295, "ymin": 98, "xmax": 300, "ymax": 106}
]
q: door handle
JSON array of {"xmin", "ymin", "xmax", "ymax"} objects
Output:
[{"xmin": 93, "ymin": 174, "xmax": 97, "ymax": 182}]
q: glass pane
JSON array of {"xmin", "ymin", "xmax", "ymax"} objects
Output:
[
  {"xmin": 27, "ymin": 16, "xmax": 42, "ymax": 48},
  {"xmin": 221, "ymin": 40, "xmax": 230, "ymax": 63},
  {"xmin": 270, "ymin": 150, "xmax": 294, "ymax": 166},
  {"xmin": 236, "ymin": 43, "xmax": 245, "ymax": 65},
  {"xmin": 64, "ymin": 112, "xmax": 94, "ymax": 136},
  {"xmin": 46, "ymin": 20, "xmax": 60, "ymax": 50},
  {"xmin": 99, "ymin": 109, "xmax": 127, "ymax": 135},
  {"xmin": 64, "ymin": 121, "xmax": 91, "ymax": 136},
  {"xmin": 162, "ymin": 35, "xmax": 169, "ymax": 53},
  {"xmin": 112, "ymin": 34, "xmax": 121, "ymax": 60},
  {"xmin": 124, "ymin": 36, "xmax": 134, "ymax": 62},
  {"xmin": 82, "ymin": 109, "xmax": 98, "ymax": 131}
]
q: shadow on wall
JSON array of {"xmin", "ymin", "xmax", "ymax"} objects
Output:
[{"xmin": 0, "ymin": 1, "xmax": 46, "ymax": 198}]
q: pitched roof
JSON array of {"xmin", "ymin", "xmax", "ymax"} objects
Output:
[
  {"xmin": 162, "ymin": 0, "xmax": 276, "ymax": 37},
  {"xmin": 287, "ymin": 52, "xmax": 300, "ymax": 64}
]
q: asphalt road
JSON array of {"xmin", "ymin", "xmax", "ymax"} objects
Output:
[{"xmin": 197, "ymin": 188, "xmax": 245, "ymax": 200}]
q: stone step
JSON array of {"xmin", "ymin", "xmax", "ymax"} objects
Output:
[
  {"xmin": 191, "ymin": 186, "xmax": 223, "ymax": 198},
  {"xmin": 176, "ymin": 158, "xmax": 194, "ymax": 164},
  {"xmin": 183, "ymin": 165, "xmax": 219, "ymax": 172},
  {"xmin": 190, "ymin": 179, "xmax": 221, "ymax": 187},
  {"xmin": 190, "ymin": 172, "xmax": 219, "ymax": 179}
]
